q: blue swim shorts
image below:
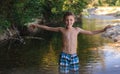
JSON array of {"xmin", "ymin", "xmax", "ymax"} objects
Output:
[{"xmin": 59, "ymin": 52, "xmax": 79, "ymax": 73}]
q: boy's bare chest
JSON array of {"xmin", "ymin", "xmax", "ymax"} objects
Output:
[{"xmin": 62, "ymin": 30, "xmax": 78, "ymax": 39}]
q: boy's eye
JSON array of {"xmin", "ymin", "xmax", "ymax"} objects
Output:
[
  {"xmin": 66, "ymin": 19, "xmax": 69, "ymax": 21},
  {"xmin": 66, "ymin": 19, "xmax": 72, "ymax": 21}
]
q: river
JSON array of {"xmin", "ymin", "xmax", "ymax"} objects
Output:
[{"xmin": 0, "ymin": 13, "xmax": 120, "ymax": 74}]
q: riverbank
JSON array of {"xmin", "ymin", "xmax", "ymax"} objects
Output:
[
  {"xmin": 90, "ymin": 7, "xmax": 120, "ymax": 16},
  {"xmin": 83, "ymin": 7, "xmax": 120, "ymax": 21}
]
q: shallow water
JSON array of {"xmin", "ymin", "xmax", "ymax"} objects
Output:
[{"xmin": 0, "ymin": 16, "xmax": 120, "ymax": 74}]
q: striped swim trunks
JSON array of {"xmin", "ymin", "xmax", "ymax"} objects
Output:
[{"xmin": 59, "ymin": 52, "xmax": 79, "ymax": 73}]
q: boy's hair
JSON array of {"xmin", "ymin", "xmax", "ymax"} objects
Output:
[{"xmin": 63, "ymin": 11, "xmax": 75, "ymax": 20}]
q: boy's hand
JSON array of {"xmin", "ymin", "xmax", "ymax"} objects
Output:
[
  {"xmin": 28, "ymin": 24, "xmax": 38, "ymax": 32},
  {"xmin": 29, "ymin": 24, "xmax": 36, "ymax": 29},
  {"xmin": 103, "ymin": 25, "xmax": 112, "ymax": 31}
]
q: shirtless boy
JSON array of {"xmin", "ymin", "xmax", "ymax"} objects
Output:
[{"xmin": 30, "ymin": 12, "xmax": 110, "ymax": 73}]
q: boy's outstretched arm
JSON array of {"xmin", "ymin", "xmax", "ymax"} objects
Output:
[
  {"xmin": 77, "ymin": 25, "xmax": 111, "ymax": 35},
  {"xmin": 30, "ymin": 24, "xmax": 62, "ymax": 32}
]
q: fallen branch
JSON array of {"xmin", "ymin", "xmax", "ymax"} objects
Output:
[{"xmin": 24, "ymin": 36, "xmax": 44, "ymax": 40}]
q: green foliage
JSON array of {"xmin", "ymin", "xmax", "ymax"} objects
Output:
[
  {"xmin": 0, "ymin": 16, "xmax": 10, "ymax": 29},
  {"xmin": 106, "ymin": 0, "xmax": 120, "ymax": 6},
  {"xmin": 0, "ymin": 0, "xmax": 43, "ymax": 28},
  {"xmin": 97, "ymin": 0, "xmax": 120, "ymax": 6},
  {"xmin": 115, "ymin": 0, "xmax": 120, "ymax": 6},
  {"xmin": 0, "ymin": 0, "xmax": 119, "ymax": 31},
  {"xmin": 62, "ymin": 0, "xmax": 89, "ymax": 15},
  {"xmin": 13, "ymin": 0, "xmax": 43, "ymax": 25}
]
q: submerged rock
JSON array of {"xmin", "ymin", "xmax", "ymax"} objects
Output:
[{"xmin": 102, "ymin": 23, "xmax": 120, "ymax": 42}]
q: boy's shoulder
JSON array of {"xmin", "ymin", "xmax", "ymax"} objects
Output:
[
  {"xmin": 74, "ymin": 27, "xmax": 82, "ymax": 30},
  {"xmin": 74, "ymin": 27, "xmax": 84, "ymax": 32},
  {"xmin": 58, "ymin": 27, "xmax": 64, "ymax": 29},
  {"xmin": 57, "ymin": 27, "xmax": 65, "ymax": 31}
]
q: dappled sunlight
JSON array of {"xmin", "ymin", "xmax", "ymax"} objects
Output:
[
  {"xmin": 93, "ymin": 7, "xmax": 120, "ymax": 15},
  {"xmin": 83, "ymin": 7, "xmax": 120, "ymax": 21}
]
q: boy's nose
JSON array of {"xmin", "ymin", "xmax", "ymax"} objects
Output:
[{"xmin": 68, "ymin": 20, "xmax": 71, "ymax": 24}]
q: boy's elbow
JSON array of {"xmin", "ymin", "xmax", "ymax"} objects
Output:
[
  {"xmin": 88, "ymin": 32, "xmax": 98, "ymax": 35},
  {"xmin": 87, "ymin": 32, "xmax": 95, "ymax": 35}
]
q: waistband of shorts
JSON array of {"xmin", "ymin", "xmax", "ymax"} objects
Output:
[{"xmin": 61, "ymin": 52, "xmax": 77, "ymax": 57}]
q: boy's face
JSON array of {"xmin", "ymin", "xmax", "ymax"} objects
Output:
[{"xmin": 64, "ymin": 15, "xmax": 75, "ymax": 28}]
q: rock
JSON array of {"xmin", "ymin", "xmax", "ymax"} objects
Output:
[{"xmin": 102, "ymin": 23, "xmax": 120, "ymax": 42}]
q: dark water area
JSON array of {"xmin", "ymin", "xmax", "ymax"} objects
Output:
[{"xmin": 0, "ymin": 16, "xmax": 120, "ymax": 74}]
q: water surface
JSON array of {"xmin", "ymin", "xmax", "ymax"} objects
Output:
[{"xmin": 0, "ymin": 15, "xmax": 120, "ymax": 74}]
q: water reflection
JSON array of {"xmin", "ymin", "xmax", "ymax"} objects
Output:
[
  {"xmin": 100, "ymin": 43, "xmax": 120, "ymax": 69},
  {"xmin": 89, "ymin": 43, "xmax": 120, "ymax": 74}
]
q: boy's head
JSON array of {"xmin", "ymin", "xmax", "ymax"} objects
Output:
[{"xmin": 63, "ymin": 12, "xmax": 75, "ymax": 28}]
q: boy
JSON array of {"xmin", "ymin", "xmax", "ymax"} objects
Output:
[{"xmin": 30, "ymin": 12, "xmax": 110, "ymax": 73}]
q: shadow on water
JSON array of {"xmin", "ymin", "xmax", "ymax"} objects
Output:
[
  {"xmin": 0, "ymin": 32, "xmax": 61, "ymax": 74},
  {"xmin": 0, "ymin": 16, "xmax": 120, "ymax": 74}
]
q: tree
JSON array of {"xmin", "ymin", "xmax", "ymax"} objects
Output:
[{"xmin": 1, "ymin": 0, "xmax": 118, "ymax": 32}]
